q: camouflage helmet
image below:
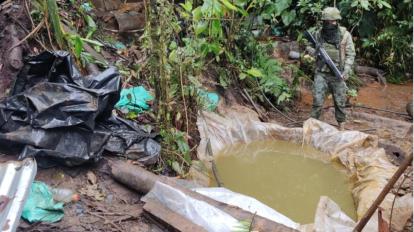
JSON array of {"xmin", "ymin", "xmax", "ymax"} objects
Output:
[{"xmin": 321, "ymin": 7, "xmax": 342, "ymax": 20}]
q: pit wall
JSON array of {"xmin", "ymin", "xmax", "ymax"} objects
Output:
[{"xmin": 191, "ymin": 105, "xmax": 412, "ymax": 231}]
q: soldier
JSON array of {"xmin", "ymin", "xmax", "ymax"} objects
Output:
[{"xmin": 307, "ymin": 7, "xmax": 356, "ymax": 130}]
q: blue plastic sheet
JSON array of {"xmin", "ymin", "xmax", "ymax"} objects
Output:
[
  {"xmin": 115, "ymin": 86, "xmax": 154, "ymax": 113},
  {"xmin": 198, "ymin": 90, "xmax": 219, "ymax": 111}
]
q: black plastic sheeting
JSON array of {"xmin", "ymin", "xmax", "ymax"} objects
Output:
[{"xmin": 0, "ymin": 51, "xmax": 160, "ymax": 167}]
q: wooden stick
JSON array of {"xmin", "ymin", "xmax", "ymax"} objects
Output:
[
  {"xmin": 206, "ymin": 138, "xmax": 223, "ymax": 187},
  {"xmin": 8, "ymin": 19, "xmax": 45, "ymax": 52},
  {"xmin": 242, "ymin": 88, "xmax": 266, "ymax": 120},
  {"xmin": 254, "ymin": 77, "xmax": 295, "ymax": 122},
  {"xmin": 179, "ymin": 66, "xmax": 189, "ymax": 137},
  {"xmin": 353, "ymin": 153, "xmax": 413, "ymax": 231},
  {"xmin": 388, "ymin": 174, "xmax": 408, "ymax": 231}
]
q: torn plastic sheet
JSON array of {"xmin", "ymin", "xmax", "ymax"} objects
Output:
[
  {"xmin": 0, "ymin": 51, "xmax": 160, "ymax": 167},
  {"xmin": 194, "ymin": 106, "xmax": 410, "ymax": 232},
  {"xmin": 193, "ymin": 187, "xmax": 300, "ymax": 230},
  {"xmin": 312, "ymin": 196, "xmax": 355, "ymax": 232},
  {"xmin": 142, "ymin": 181, "xmax": 241, "ymax": 232}
]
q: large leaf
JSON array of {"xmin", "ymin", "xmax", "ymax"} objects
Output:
[
  {"xmin": 360, "ymin": 0, "xmax": 370, "ymax": 10},
  {"xmin": 233, "ymin": 0, "xmax": 248, "ymax": 8},
  {"xmin": 195, "ymin": 21, "xmax": 208, "ymax": 35},
  {"xmin": 176, "ymin": 139, "xmax": 191, "ymax": 163},
  {"xmin": 73, "ymin": 36, "xmax": 83, "ymax": 58},
  {"xmin": 85, "ymin": 15, "xmax": 97, "ymax": 38},
  {"xmin": 219, "ymin": 0, "xmax": 238, "ymax": 11},
  {"xmin": 281, "ymin": 9, "xmax": 296, "ymax": 25},
  {"xmin": 208, "ymin": 42, "xmax": 222, "ymax": 56},
  {"xmin": 47, "ymin": 0, "xmax": 65, "ymax": 49},
  {"xmin": 180, "ymin": 1, "xmax": 193, "ymax": 12},
  {"xmin": 274, "ymin": 0, "xmax": 292, "ymax": 16},
  {"xmin": 201, "ymin": 0, "xmax": 223, "ymax": 17},
  {"xmin": 277, "ymin": 92, "xmax": 291, "ymax": 104},
  {"xmin": 200, "ymin": 41, "xmax": 221, "ymax": 56},
  {"xmin": 378, "ymin": 0, "xmax": 391, "ymax": 9},
  {"xmin": 246, "ymin": 68, "xmax": 264, "ymax": 77},
  {"xmin": 219, "ymin": 0, "xmax": 248, "ymax": 16},
  {"xmin": 168, "ymin": 49, "xmax": 178, "ymax": 62},
  {"xmin": 211, "ymin": 20, "xmax": 223, "ymax": 38},
  {"xmin": 192, "ymin": 7, "xmax": 203, "ymax": 21}
]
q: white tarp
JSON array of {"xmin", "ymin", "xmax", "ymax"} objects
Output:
[
  {"xmin": 192, "ymin": 106, "xmax": 412, "ymax": 231},
  {"xmin": 194, "ymin": 187, "xmax": 300, "ymax": 229}
]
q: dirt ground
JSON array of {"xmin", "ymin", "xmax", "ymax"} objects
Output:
[{"xmin": 12, "ymin": 158, "xmax": 157, "ymax": 232}]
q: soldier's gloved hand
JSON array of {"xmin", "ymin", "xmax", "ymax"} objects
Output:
[
  {"xmin": 342, "ymin": 66, "xmax": 352, "ymax": 80},
  {"xmin": 305, "ymin": 46, "xmax": 316, "ymax": 56}
]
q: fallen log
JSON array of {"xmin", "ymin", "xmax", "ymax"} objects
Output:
[
  {"xmin": 110, "ymin": 160, "xmax": 298, "ymax": 232},
  {"xmin": 355, "ymin": 65, "xmax": 386, "ymax": 85}
]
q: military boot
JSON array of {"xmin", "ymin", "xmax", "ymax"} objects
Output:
[{"xmin": 338, "ymin": 122, "xmax": 345, "ymax": 131}]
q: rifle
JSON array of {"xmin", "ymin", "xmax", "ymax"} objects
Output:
[{"xmin": 304, "ymin": 30, "xmax": 344, "ymax": 81}]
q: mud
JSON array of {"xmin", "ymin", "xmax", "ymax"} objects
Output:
[
  {"xmin": 299, "ymin": 81, "xmax": 413, "ymax": 120},
  {"xmin": 210, "ymin": 140, "xmax": 356, "ymax": 224},
  {"xmin": 0, "ymin": 0, "xmax": 30, "ymax": 99},
  {"xmin": 354, "ymin": 82, "xmax": 413, "ymax": 112}
]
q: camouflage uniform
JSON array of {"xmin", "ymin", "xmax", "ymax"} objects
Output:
[{"xmin": 308, "ymin": 7, "xmax": 356, "ymax": 124}]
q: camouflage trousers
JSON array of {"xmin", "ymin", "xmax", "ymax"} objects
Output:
[{"xmin": 310, "ymin": 72, "xmax": 347, "ymax": 123}]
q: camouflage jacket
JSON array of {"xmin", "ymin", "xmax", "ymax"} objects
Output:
[{"xmin": 307, "ymin": 26, "xmax": 356, "ymax": 75}]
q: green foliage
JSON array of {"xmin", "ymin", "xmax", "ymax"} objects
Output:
[
  {"xmin": 46, "ymin": 0, "xmax": 66, "ymax": 49},
  {"xmin": 141, "ymin": 0, "xmax": 298, "ymax": 173},
  {"xmin": 234, "ymin": 33, "xmax": 292, "ymax": 104},
  {"xmin": 160, "ymin": 128, "xmax": 191, "ymax": 176},
  {"xmin": 261, "ymin": 0, "xmax": 296, "ymax": 27},
  {"xmin": 246, "ymin": 0, "xmax": 412, "ymax": 81},
  {"xmin": 35, "ymin": 0, "xmax": 103, "ymax": 67},
  {"xmin": 357, "ymin": 0, "xmax": 412, "ymax": 81},
  {"xmin": 232, "ymin": 220, "xmax": 251, "ymax": 232},
  {"xmin": 347, "ymin": 89, "xmax": 358, "ymax": 97}
]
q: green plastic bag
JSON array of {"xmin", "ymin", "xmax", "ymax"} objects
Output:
[
  {"xmin": 22, "ymin": 181, "xmax": 64, "ymax": 223},
  {"xmin": 115, "ymin": 86, "xmax": 154, "ymax": 113}
]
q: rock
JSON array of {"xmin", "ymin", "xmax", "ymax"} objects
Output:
[{"xmin": 406, "ymin": 101, "xmax": 413, "ymax": 118}]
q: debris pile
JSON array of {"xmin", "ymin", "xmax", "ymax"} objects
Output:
[{"xmin": 0, "ymin": 51, "xmax": 160, "ymax": 167}]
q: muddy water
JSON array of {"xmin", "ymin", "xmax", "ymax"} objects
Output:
[{"xmin": 211, "ymin": 140, "xmax": 356, "ymax": 224}]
